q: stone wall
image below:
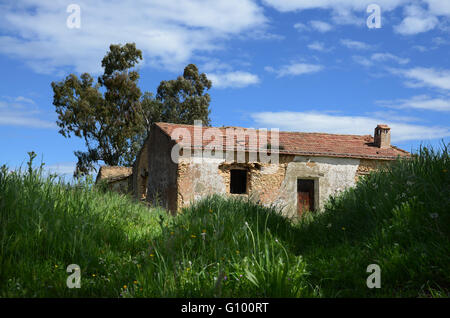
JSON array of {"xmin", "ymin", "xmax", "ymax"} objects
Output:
[
  {"xmin": 146, "ymin": 126, "xmax": 179, "ymax": 213},
  {"xmin": 132, "ymin": 140, "xmax": 149, "ymax": 201},
  {"xmin": 355, "ymin": 159, "xmax": 390, "ymax": 182},
  {"xmin": 174, "ymin": 153, "xmax": 389, "ymax": 218},
  {"xmin": 108, "ymin": 176, "xmax": 133, "ymax": 194}
]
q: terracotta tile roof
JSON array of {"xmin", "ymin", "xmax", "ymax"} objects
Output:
[
  {"xmin": 155, "ymin": 122, "xmax": 410, "ymax": 160},
  {"xmin": 96, "ymin": 166, "xmax": 132, "ymax": 183}
]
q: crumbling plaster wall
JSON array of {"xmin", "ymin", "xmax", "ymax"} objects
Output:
[
  {"xmin": 276, "ymin": 156, "xmax": 360, "ymax": 218},
  {"xmin": 175, "ymin": 153, "xmax": 387, "ymax": 217}
]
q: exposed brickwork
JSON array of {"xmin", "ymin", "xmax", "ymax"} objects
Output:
[{"xmin": 355, "ymin": 159, "xmax": 390, "ymax": 181}]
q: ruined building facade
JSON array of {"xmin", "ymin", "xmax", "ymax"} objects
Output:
[{"xmin": 130, "ymin": 122, "xmax": 409, "ymax": 218}]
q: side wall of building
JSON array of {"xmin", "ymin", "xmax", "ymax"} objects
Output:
[
  {"xmin": 132, "ymin": 140, "xmax": 149, "ymax": 201},
  {"xmin": 176, "ymin": 154, "xmax": 391, "ymax": 218},
  {"xmin": 146, "ymin": 126, "xmax": 179, "ymax": 213}
]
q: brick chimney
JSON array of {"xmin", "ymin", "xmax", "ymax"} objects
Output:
[{"xmin": 374, "ymin": 124, "xmax": 391, "ymax": 148}]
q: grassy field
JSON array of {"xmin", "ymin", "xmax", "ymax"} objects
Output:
[{"xmin": 0, "ymin": 146, "xmax": 448, "ymax": 297}]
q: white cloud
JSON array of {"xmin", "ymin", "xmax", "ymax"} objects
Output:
[
  {"xmin": 268, "ymin": 1, "xmax": 448, "ymax": 34},
  {"xmin": 262, "ymin": 0, "xmax": 407, "ymax": 13},
  {"xmin": 293, "ymin": 22, "xmax": 308, "ymax": 31},
  {"xmin": 294, "ymin": 20, "xmax": 334, "ymax": 32},
  {"xmin": 424, "ymin": 0, "xmax": 450, "ymax": 16},
  {"xmin": 412, "ymin": 45, "xmax": 428, "ymax": 52},
  {"xmin": 394, "ymin": 16, "xmax": 438, "ymax": 35},
  {"xmin": 391, "ymin": 67, "xmax": 450, "ymax": 90},
  {"xmin": 353, "ymin": 53, "xmax": 409, "ymax": 68},
  {"xmin": 0, "ymin": 0, "xmax": 267, "ymax": 74},
  {"xmin": 307, "ymin": 41, "xmax": 331, "ymax": 52},
  {"xmin": 15, "ymin": 96, "xmax": 35, "ymax": 104},
  {"xmin": 265, "ymin": 63, "xmax": 324, "ymax": 78},
  {"xmin": 251, "ymin": 111, "xmax": 450, "ymax": 142},
  {"xmin": 0, "ymin": 96, "xmax": 55, "ymax": 129},
  {"xmin": 310, "ymin": 20, "xmax": 333, "ymax": 32},
  {"xmin": 340, "ymin": 39, "xmax": 372, "ymax": 50},
  {"xmin": 352, "ymin": 56, "xmax": 373, "ymax": 67},
  {"xmin": 207, "ymin": 71, "xmax": 260, "ymax": 88},
  {"xmin": 263, "ymin": 0, "xmax": 408, "ymax": 26},
  {"xmin": 377, "ymin": 95, "xmax": 450, "ymax": 112},
  {"xmin": 371, "ymin": 53, "xmax": 410, "ymax": 65},
  {"xmin": 394, "ymin": 4, "xmax": 439, "ymax": 35}
]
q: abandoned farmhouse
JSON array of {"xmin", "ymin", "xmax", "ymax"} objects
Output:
[{"xmin": 97, "ymin": 122, "xmax": 410, "ymax": 218}]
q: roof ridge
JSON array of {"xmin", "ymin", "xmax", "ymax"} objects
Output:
[{"xmin": 155, "ymin": 122, "xmax": 374, "ymax": 138}]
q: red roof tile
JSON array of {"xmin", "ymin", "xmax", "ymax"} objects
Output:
[{"xmin": 155, "ymin": 122, "xmax": 410, "ymax": 160}]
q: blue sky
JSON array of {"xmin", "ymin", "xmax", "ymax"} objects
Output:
[{"xmin": 0, "ymin": 0, "xmax": 449, "ymax": 176}]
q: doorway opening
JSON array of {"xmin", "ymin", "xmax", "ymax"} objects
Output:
[{"xmin": 297, "ymin": 179, "xmax": 315, "ymax": 216}]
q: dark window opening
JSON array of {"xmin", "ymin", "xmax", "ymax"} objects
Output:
[
  {"xmin": 297, "ymin": 179, "xmax": 315, "ymax": 216},
  {"xmin": 230, "ymin": 169, "xmax": 247, "ymax": 194}
]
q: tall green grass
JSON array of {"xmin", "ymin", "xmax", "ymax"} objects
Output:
[
  {"xmin": 292, "ymin": 145, "xmax": 450, "ymax": 297},
  {"xmin": 0, "ymin": 153, "xmax": 309, "ymax": 297},
  {"xmin": 0, "ymin": 145, "xmax": 448, "ymax": 297}
]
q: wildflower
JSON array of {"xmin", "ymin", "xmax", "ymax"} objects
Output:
[
  {"xmin": 123, "ymin": 285, "xmax": 127, "ymax": 289},
  {"xmin": 430, "ymin": 213, "xmax": 439, "ymax": 219},
  {"xmin": 202, "ymin": 229, "xmax": 207, "ymax": 233},
  {"xmin": 133, "ymin": 280, "xmax": 138, "ymax": 285},
  {"xmin": 326, "ymin": 223, "xmax": 332, "ymax": 228},
  {"xmin": 186, "ymin": 268, "xmax": 191, "ymax": 271},
  {"xmin": 209, "ymin": 209, "xmax": 213, "ymax": 213},
  {"xmin": 170, "ymin": 232, "xmax": 174, "ymax": 235},
  {"xmin": 236, "ymin": 250, "xmax": 240, "ymax": 254},
  {"xmin": 54, "ymin": 265, "xmax": 58, "ymax": 268},
  {"xmin": 150, "ymin": 254, "xmax": 154, "ymax": 257},
  {"xmin": 342, "ymin": 227, "xmax": 346, "ymax": 231},
  {"xmin": 92, "ymin": 274, "xmax": 96, "ymax": 277},
  {"xmin": 224, "ymin": 276, "xmax": 227, "ymax": 281},
  {"xmin": 191, "ymin": 234, "xmax": 197, "ymax": 238}
]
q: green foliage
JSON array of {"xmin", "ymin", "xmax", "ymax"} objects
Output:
[
  {"xmin": 156, "ymin": 64, "xmax": 212, "ymax": 126},
  {"xmin": 51, "ymin": 43, "xmax": 212, "ymax": 177},
  {"xmin": 0, "ymin": 144, "xmax": 448, "ymax": 297},
  {"xmin": 292, "ymin": 143, "xmax": 450, "ymax": 297}
]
